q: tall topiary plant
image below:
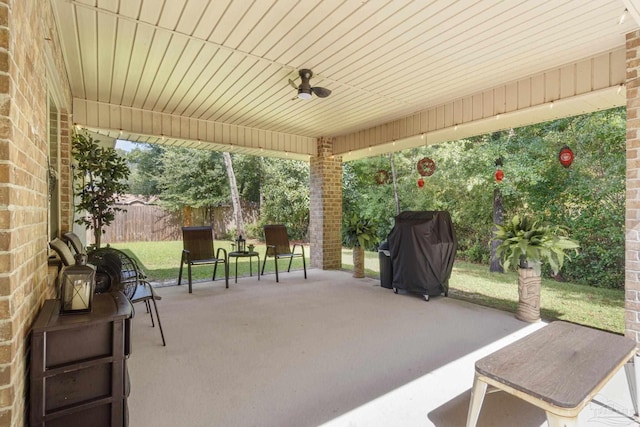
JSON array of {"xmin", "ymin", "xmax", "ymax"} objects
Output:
[
  {"xmin": 72, "ymin": 131, "xmax": 130, "ymax": 248},
  {"xmin": 343, "ymin": 213, "xmax": 378, "ymax": 278}
]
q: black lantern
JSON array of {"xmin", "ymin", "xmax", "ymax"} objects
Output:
[
  {"xmin": 60, "ymin": 254, "xmax": 96, "ymax": 314},
  {"xmin": 236, "ymin": 235, "xmax": 246, "ymax": 253}
]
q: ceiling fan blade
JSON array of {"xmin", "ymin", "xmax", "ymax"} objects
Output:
[
  {"xmin": 288, "ymin": 79, "xmax": 298, "ymax": 90},
  {"xmin": 311, "ymin": 86, "xmax": 331, "ymax": 98}
]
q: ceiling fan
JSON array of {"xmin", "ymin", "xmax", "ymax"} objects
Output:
[{"xmin": 289, "ymin": 69, "xmax": 332, "ymax": 100}]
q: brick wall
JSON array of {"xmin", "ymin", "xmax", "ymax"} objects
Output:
[
  {"xmin": 626, "ymin": 30, "xmax": 640, "ymax": 344},
  {"xmin": 0, "ymin": 1, "xmax": 71, "ymax": 425},
  {"xmin": 309, "ymin": 137, "xmax": 342, "ymax": 269}
]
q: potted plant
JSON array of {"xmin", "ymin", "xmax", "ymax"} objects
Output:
[
  {"xmin": 72, "ymin": 131, "xmax": 130, "ymax": 249},
  {"xmin": 493, "ymin": 214, "xmax": 579, "ymax": 322},
  {"xmin": 343, "ymin": 213, "xmax": 378, "ymax": 278}
]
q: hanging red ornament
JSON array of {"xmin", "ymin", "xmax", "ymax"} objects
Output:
[
  {"xmin": 417, "ymin": 177, "xmax": 425, "ymax": 188},
  {"xmin": 558, "ymin": 145, "xmax": 574, "ymax": 168},
  {"xmin": 495, "ymin": 169, "xmax": 504, "ymax": 182},
  {"xmin": 417, "ymin": 157, "xmax": 436, "ymax": 176}
]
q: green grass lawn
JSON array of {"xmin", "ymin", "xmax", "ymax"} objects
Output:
[
  {"xmin": 110, "ymin": 240, "xmax": 308, "ymax": 283},
  {"xmin": 111, "ymin": 242, "xmax": 625, "ymax": 334}
]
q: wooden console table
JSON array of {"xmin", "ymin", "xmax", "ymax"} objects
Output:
[{"xmin": 466, "ymin": 321, "xmax": 638, "ymax": 427}]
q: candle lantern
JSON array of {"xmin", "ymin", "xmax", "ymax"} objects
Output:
[
  {"xmin": 236, "ymin": 235, "xmax": 246, "ymax": 253},
  {"xmin": 60, "ymin": 254, "xmax": 96, "ymax": 314}
]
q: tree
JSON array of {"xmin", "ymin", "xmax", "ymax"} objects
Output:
[
  {"xmin": 72, "ymin": 131, "xmax": 130, "ymax": 248},
  {"xmin": 126, "ymin": 144, "xmax": 164, "ymax": 196},
  {"xmin": 223, "ymin": 152, "xmax": 244, "ymax": 237},
  {"xmin": 156, "ymin": 148, "xmax": 229, "ymax": 212},
  {"xmin": 260, "ymin": 158, "xmax": 310, "ymax": 240}
]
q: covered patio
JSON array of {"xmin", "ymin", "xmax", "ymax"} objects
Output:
[
  {"xmin": 3, "ymin": 1, "xmax": 640, "ymax": 425},
  {"xmin": 128, "ymin": 270, "xmax": 637, "ymax": 427}
]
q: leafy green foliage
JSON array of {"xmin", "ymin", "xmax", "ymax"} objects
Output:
[
  {"xmin": 258, "ymin": 158, "xmax": 310, "ymax": 240},
  {"xmin": 157, "ymin": 148, "xmax": 230, "ymax": 210},
  {"xmin": 493, "ymin": 214, "xmax": 579, "ymax": 275},
  {"xmin": 126, "ymin": 144, "xmax": 164, "ymax": 196},
  {"xmin": 72, "ymin": 131, "xmax": 130, "ymax": 248},
  {"xmin": 342, "ymin": 213, "xmax": 378, "ymax": 249}
]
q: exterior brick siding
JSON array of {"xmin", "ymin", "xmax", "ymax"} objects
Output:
[
  {"xmin": 627, "ymin": 30, "xmax": 640, "ymax": 344},
  {"xmin": 0, "ymin": 1, "xmax": 71, "ymax": 425}
]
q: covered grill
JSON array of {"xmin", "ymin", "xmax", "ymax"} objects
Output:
[{"xmin": 387, "ymin": 211, "xmax": 457, "ymax": 300}]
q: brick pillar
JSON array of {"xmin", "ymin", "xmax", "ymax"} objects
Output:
[
  {"xmin": 626, "ymin": 30, "xmax": 640, "ymax": 343},
  {"xmin": 60, "ymin": 113, "xmax": 73, "ymax": 232},
  {"xmin": 309, "ymin": 137, "xmax": 342, "ymax": 269}
]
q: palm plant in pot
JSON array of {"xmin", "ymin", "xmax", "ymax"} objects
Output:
[
  {"xmin": 343, "ymin": 213, "xmax": 378, "ymax": 278},
  {"xmin": 493, "ymin": 214, "xmax": 579, "ymax": 322}
]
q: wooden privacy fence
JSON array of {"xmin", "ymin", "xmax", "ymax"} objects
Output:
[{"xmin": 87, "ymin": 202, "xmax": 259, "ymax": 244}]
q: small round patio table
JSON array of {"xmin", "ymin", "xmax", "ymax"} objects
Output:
[{"xmin": 228, "ymin": 251, "xmax": 260, "ymax": 283}]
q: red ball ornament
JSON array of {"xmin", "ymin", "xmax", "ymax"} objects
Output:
[
  {"xmin": 558, "ymin": 145, "xmax": 574, "ymax": 168},
  {"xmin": 417, "ymin": 177, "xmax": 425, "ymax": 188},
  {"xmin": 495, "ymin": 169, "xmax": 504, "ymax": 182}
]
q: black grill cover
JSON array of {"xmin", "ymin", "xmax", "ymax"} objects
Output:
[{"xmin": 387, "ymin": 211, "xmax": 457, "ymax": 296}]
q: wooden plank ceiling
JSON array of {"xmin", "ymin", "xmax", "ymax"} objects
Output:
[{"xmin": 51, "ymin": 0, "xmax": 639, "ymax": 158}]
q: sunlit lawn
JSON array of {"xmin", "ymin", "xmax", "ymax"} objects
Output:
[
  {"xmin": 110, "ymin": 240, "xmax": 307, "ymax": 283},
  {"xmin": 111, "ymin": 242, "xmax": 625, "ymax": 334}
]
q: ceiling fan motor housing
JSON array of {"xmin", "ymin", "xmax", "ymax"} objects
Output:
[
  {"xmin": 298, "ymin": 69, "xmax": 312, "ymax": 97},
  {"xmin": 293, "ymin": 68, "xmax": 330, "ymax": 99}
]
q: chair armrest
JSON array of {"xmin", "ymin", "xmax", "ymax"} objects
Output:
[
  {"xmin": 216, "ymin": 247, "xmax": 228, "ymax": 260},
  {"xmin": 266, "ymin": 244, "xmax": 276, "ymax": 256}
]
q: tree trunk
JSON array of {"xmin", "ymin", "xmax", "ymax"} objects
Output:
[
  {"xmin": 223, "ymin": 152, "xmax": 244, "ymax": 237},
  {"xmin": 93, "ymin": 227, "xmax": 101, "ymax": 249},
  {"xmin": 389, "ymin": 153, "xmax": 400, "ymax": 215},
  {"xmin": 490, "ymin": 187, "xmax": 504, "ymax": 272},
  {"xmin": 353, "ymin": 246, "xmax": 365, "ymax": 278},
  {"xmin": 516, "ymin": 267, "xmax": 541, "ymax": 322}
]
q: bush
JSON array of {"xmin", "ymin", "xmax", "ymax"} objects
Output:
[
  {"xmin": 460, "ymin": 240, "xmax": 490, "ymax": 264},
  {"xmin": 245, "ymin": 223, "xmax": 263, "ymax": 241}
]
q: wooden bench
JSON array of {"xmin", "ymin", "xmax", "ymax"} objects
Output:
[{"xmin": 466, "ymin": 321, "xmax": 638, "ymax": 427}]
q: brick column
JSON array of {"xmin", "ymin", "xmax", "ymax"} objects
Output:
[
  {"xmin": 309, "ymin": 137, "xmax": 342, "ymax": 269},
  {"xmin": 59, "ymin": 113, "xmax": 73, "ymax": 232},
  {"xmin": 626, "ymin": 30, "xmax": 640, "ymax": 343}
]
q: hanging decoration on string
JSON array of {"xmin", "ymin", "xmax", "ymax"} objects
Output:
[
  {"xmin": 495, "ymin": 157, "xmax": 504, "ymax": 182},
  {"xmin": 417, "ymin": 157, "xmax": 436, "ymax": 176},
  {"xmin": 374, "ymin": 169, "xmax": 390, "ymax": 185},
  {"xmin": 417, "ymin": 177, "xmax": 425, "ymax": 188},
  {"xmin": 558, "ymin": 145, "xmax": 574, "ymax": 168}
]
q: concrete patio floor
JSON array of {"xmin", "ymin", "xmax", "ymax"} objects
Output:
[{"xmin": 128, "ymin": 269, "xmax": 639, "ymax": 427}]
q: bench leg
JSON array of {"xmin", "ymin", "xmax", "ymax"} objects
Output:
[
  {"xmin": 625, "ymin": 353, "xmax": 640, "ymax": 416},
  {"xmin": 546, "ymin": 413, "xmax": 578, "ymax": 427},
  {"xmin": 466, "ymin": 375, "xmax": 487, "ymax": 427}
]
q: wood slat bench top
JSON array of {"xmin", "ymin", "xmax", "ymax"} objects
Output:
[{"xmin": 475, "ymin": 321, "xmax": 636, "ymax": 409}]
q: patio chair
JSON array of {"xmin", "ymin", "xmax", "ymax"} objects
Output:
[
  {"xmin": 261, "ymin": 224, "xmax": 307, "ymax": 282},
  {"xmin": 62, "ymin": 231, "xmax": 86, "ymax": 256},
  {"xmin": 49, "ymin": 238, "xmax": 76, "ymax": 267},
  {"xmin": 178, "ymin": 226, "xmax": 229, "ymax": 293},
  {"xmin": 89, "ymin": 247, "xmax": 166, "ymax": 346}
]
